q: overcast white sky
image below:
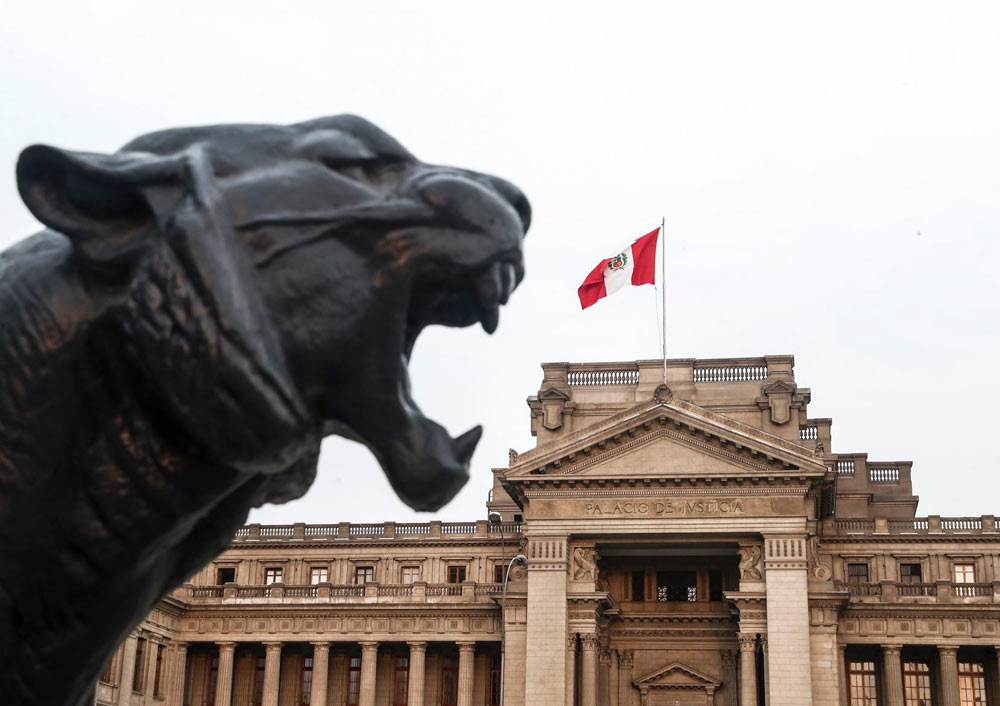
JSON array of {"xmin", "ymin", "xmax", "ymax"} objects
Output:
[{"xmin": 2, "ymin": 1, "xmax": 998, "ymax": 525}]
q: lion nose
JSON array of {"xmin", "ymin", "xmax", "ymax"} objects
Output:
[{"xmin": 483, "ymin": 176, "xmax": 531, "ymax": 234}]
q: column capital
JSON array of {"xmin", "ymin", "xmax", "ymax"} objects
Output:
[
  {"xmin": 617, "ymin": 649, "xmax": 633, "ymax": 669},
  {"xmin": 568, "ymin": 635, "xmax": 578, "ymax": 650},
  {"xmin": 456, "ymin": 641, "xmax": 476, "ymax": 653},
  {"xmin": 580, "ymin": 634, "xmax": 599, "ymax": 651},
  {"xmin": 880, "ymin": 644, "xmax": 903, "ymax": 655},
  {"xmin": 759, "ymin": 634, "xmax": 768, "ymax": 652},
  {"xmin": 310, "ymin": 641, "xmax": 330, "ymax": 647},
  {"xmin": 216, "ymin": 641, "xmax": 236, "ymax": 650},
  {"xmin": 407, "ymin": 641, "xmax": 428, "ymax": 652},
  {"xmin": 360, "ymin": 641, "xmax": 379, "ymax": 652},
  {"xmin": 738, "ymin": 633, "xmax": 757, "ymax": 652},
  {"xmin": 263, "ymin": 641, "xmax": 283, "ymax": 651},
  {"xmin": 172, "ymin": 641, "xmax": 189, "ymax": 650},
  {"xmin": 938, "ymin": 645, "xmax": 958, "ymax": 657}
]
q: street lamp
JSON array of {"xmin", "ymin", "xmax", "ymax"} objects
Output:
[{"xmin": 499, "ymin": 553, "xmax": 528, "ymax": 706}]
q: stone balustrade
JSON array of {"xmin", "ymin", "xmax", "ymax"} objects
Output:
[
  {"xmin": 175, "ymin": 582, "xmax": 505, "ymax": 606},
  {"xmin": 830, "ymin": 515, "xmax": 997, "ymax": 535},
  {"xmin": 232, "ymin": 520, "xmax": 522, "ymax": 542},
  {"xmin": 834, "ymin": 580, "xmax": 1000, "ymax": 603}
]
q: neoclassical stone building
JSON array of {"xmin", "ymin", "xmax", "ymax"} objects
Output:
[{"xmin": 97, "ymin": 356, "xmax": 1000, "ymax": 706}]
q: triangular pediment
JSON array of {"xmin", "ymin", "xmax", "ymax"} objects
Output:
[
  {"xmin": 508, "ymin": 396, "xmax": 826, "ymax": 481},
  {"xmin": 634, "ymin": 661, "xmax": 721, "ymax": 689}
]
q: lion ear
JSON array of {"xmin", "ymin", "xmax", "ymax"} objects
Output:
[{"xmin": 16, "ymin": 145, "xmax": 183, "ymax": 273}]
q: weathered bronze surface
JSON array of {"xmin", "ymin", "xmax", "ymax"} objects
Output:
[{"xmin": 0, "ymin": 115, "xmax": 529, "ymax": 705}]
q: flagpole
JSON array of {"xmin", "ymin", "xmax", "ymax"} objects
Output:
[{"xmin": 661, "ymin": 216, "xmax": 667, "ymax": 385}]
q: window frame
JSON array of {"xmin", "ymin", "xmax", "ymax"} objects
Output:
[
  {"xmin": 958, "ymin": 661, "xmax": 986, "ymax": 706},
  {"xmin": 264, "ymin": 567, "xmax": 284, "ymax": 585},
  {"xmin": 393, "ymin": 655, "xmax": 409, "ymax": 706},
  {"xmin": 354, "ymin": 566, "xmax": 375, "ymax": 585},
  {"xmin": 309, "ymin": 566, "xmax": 329, "ymax": 585},
  {"xmin": 347, "ymin": 656, "xmax": 362, "ymax": 706},
  {"xmin": 401, "ymin": 565, "xmax": 422, "ymax": 584},
  {"xmin": 132, "ymin": 637, "xmax": 147, "ymax": 694},
  {"xmin": 902, "ymin": 660, "xmax": 931, "ymax": 706},
  {"xmin": 898, "ymin": 563, "xmax": 922, "ymax": 584},
  {"xmin": 447, "ymin": 565, "xmax": 467, "ymax": 584},
  {"xmin": 847, "ymin": 659, "xmax": 878, "ymax": 706},
  {"xmin": 301, "ymin": 655, "xmax": 314, "ymax": 706},
  {"xmin": 846, "ymin": 562, "xmax": 870, "ymax": 584}
]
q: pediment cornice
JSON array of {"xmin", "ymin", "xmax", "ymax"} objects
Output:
[
  {"xmin": 634, "ymin": 661, "xmax": 722, "ymax": 689},
  {"xmin": 508, "ymin": 397, "xmax": 825, "ymax": 482}
]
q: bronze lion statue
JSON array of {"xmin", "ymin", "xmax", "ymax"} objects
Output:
[{"xmin": 0, "ymin": 115, "xmax": 529, "ymax": 705}]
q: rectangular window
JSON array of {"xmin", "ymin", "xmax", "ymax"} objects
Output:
[
  {"xmin": 402, "ymin": 566, "xmax": 422, "ymax": 584},
  {"xmin": 310, "ymin": 566, "xmax": 328, "ymax": 585},
  {"xmin": 207, "ymin": 655, "xmax": 218, "ymax": 706},
  {"xmin": 393, "ymin": 656, "xmax": 409, "ymax": 706},
  {"xmin": 494, "ymin": 564, "xmax": 506, "ymax": 584},
  {"xmin": 153, "ymin": 644, "xmax": 165, "ymax": 697},
  {"xmin": 903, "ymin": 661, "xmax": 931, "ymax": 706},
  {"xmin": 253, "ymin": 656, "xmax": 266, "ymax": 706},
  {"xmin": 847, "ymin": 563, "xmax": 870, "ymax": 584},
  {"xmin": 709, "ymin": 570, "xmax": 723, "ymax": 601},
  {"xmin": 488, "ymin": 655, "xmax": 501, "ymax": 706},
  {"xmin": 631, "ymin": 571, "xmax": 645, "ymax": 601},
  {"xmin": 347, "ymin": 656, "xmax": 362, "ymax": 705},
  {"xmin": 100, "ymin": 651, "xmax": 117, "ymax": 685},
  {"xmin": 132, "ymin": 637, "xmax": 147, "ymax": 693},
  {"xmin": 264, "ymin": 567, "xmax": 283, "ymax": 585},
  {"xmin": 301, "ymin": 656, "xmax": 313, "ymax": 705},
  {"xmin": 656, "ymin": 571, "xmax": 697, "ymax": 602},
  {"xmin": 958, "ymin": 662, "xmax": 985, "ymax": 706},
  {"xmin": 216, "ymin": 567, "xmax": 236, "ymax": 584},
  {"xmin": 899, "ymin": 563, "xmax": 922, "ymax": 584},
  {"xmin": 442, "ymin": 656, "xmax": 459, "ymax": 705},
  {"xmin": 848, "ymin": 660, "xmax": 878, "ymax": 706},
  {"xmin": 447, "ymin": 566, "xmax": 467, "ymax": 584},
  {"xmin": 355, "ymin": 566, "xmax": 375, "ymax": 584},
  {"xmin": 953, "ymin": 563, "xmax": 976, "ymax": 597}
]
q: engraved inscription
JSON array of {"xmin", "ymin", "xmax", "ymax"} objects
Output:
[{"xmin": 583, "ymin": 499, "xmax": 745, "ymax": 517}]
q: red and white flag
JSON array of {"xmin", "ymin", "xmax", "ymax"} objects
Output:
[{"xmin": 577, "ymin": 227, "xmax": 660, "ymax": 309}]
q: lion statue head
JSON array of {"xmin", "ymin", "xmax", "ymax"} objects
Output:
[{"xmin": 1, "ymin": 115, "xmax": 529, "ymax": 705}]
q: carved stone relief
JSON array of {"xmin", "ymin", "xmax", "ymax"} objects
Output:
[{"xmin": 738, "ymin": 545, "xmax": 762, "ymax": 581}]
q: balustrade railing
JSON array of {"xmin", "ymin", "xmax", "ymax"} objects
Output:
[
  {"xmin": 838, "ymin": 581, "xmax": 881, "ymax": 597},
  {"xmin": 395, "ymin": 523, "xmax": 431, "ymax": 535},
  {"xmin": 233, "ymin": 520, "xmax": 521, "ymax": 542},
  {"xmin": 259, "ymin": 526, "xmax": 294, "ymax": 538},
  {"xmin": 868, "ymin": 466, "xmax": 900, "ymax": 483},
  {"xmin": 693, "ymin": 365, "xmax": 767, "ymax": 383},
  {"xmin": 799, "ymin": 426, "xmax": 819, "ymax": 441},
  {"xmin": 835, "ymin": 459, "xmax": 855, "ymax": 475},
  {"xmin": 942, "ymin": 518, "xmax": 982, "ymax": 530},
  {"xmin": 567, "ymin": 368, "xmax": 639, "ymax": 386},
  {"xmin": 895, "ymin": 582, "xmax": 936, "ymax": 597},
  {"xmin": 953, "ymin": 583, "xmax": 992, "ymax": 597}
]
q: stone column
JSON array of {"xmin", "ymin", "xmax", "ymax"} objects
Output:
[
  {"xmin": 836, "ymin": 645, "xmax": 848, "ymax": 706},
  {"xmin": 566, "ymin": 636, "xmax": 576, "ymax": 706},
  {"xmin": 938, "ymin": 646, "xmax": 960, "ymax": 706},
  {"xmin": 610, "ymin": 648, "xmax": 620, "ymax": 706},
  {"xmin": 359, "ymin": 641, "xmax": 379, "ymax": 706},
  {"xmin": 580, "ymin": 634, "xmax": 599, "ymax": 706},
  {"xmin": 214, "ymin": 643, "xmax": 236, "ymax": 706},
  {"xmin": 167, "ymin": 642, "xmax": 188, "ymax": 706},
  {"xmin": 407, "ymin": 642, "xmax": 427, "ymax": 706},
  {"xmin": 880, "ymin": 645, "xmax": 903, "ymax": 706},
  {"xmin": 118, "ymin": 634, "xmax": 140, "ymax": 696},
  {"xmin": 763, "ymin": 535, "xmax": 813, "ymax": 706},
  {"xmin": 525, "ymin": 536, "xmax": 569, "ymax": 706},
  {"xmin": 456, "ymin": 642, "xmax": 476, "ymax": 706},
  {"xmin": 311, "ymin": 643, "xmax": 330, "ymax": 706},
  {"xmin": 618, "ymin": 650, "xmax": 634, "ymax": 706},
  {"xmin": 739, "ymin": 633, "xmax": 758, "ymax": 706},
  {"xmin": 721, "ymin": 650, "xmax": 739, "ymax": 706},
  {"xmin": 262, "ymin": 642, "xmax": 282, "ymax": 706}
]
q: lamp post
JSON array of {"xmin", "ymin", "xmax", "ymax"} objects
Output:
[
  {"xmin": 499, "ymin": 553, "xmax": 528, "ymax": 706},
  {"xmin": 488, "ymin": 511, "xmax": 505, "ymax": 580}
]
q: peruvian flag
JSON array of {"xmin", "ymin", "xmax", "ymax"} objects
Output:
[{"xmin": 578, "ymin": 227, "xmax": 660, "ymax": 309}]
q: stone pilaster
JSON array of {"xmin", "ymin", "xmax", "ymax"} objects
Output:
[
  {"xmin": 525, "ymin": 536, "xmax": 568, "ymax": 706},
  {"xmin": 763, "ymin": 534, "xmax": 813, "ymax": 706},
  {"xmin": 618, "ymin": 650, "xmax": 634, "ymax": 706},
  {"xmin": 836, "ymin": 645, "xmax": 847, "ymax": 706},
  {"xmin": 938, "ymin": 646, "xmax": 959, "ymax": 706},
  {"xmin": 167, "ymin": 642, "xmax": 187, "ymax": 706},
  {"xmin": 262, "ymin": 642, "xmax": 282, "ymax": 706},
  {"xmin": 721, "ymin": 650, "xmax": 739, "ymax": 706},
  {"xmin": 580, "ymin": 634, "xmax": 599, "ymax": 706},
  {"xmin": 406, "ymin": 642, "xmax": 426, "ymax": 706},
  {"xmin": 310, "ymin": 643, "xmax": 330, "ymax": 706},
  {"xmin": 761, "ymin": 635, "xmax": 770, "ymax": 706},
  {"xmin": 215, "ymin": 643, "xmax": 236, "ymax": 706},
  {"xmin": 880, "ymin": 645, "xmax": 903, "ymax": 706},
  {"xmin": 739, "ymin": 633, "xmax": 758, "ymax": 706},
  {"xmin": 118, "ymin": 634, "xmax": 140, "ymax": 697},
  {"xmin": 359, "ymin": 641, "xmax": 379, "ymax": 706},
  {"xmin": 566, "ymin": 636, "xmax": 576, "ymax": 706},
  {"xmin": 609, "ymin": 648, "xmax": 620, "ymax": 706},
  {"xmin": 457, "ymin": 642, "xmax": 475, "ymax": 706}
]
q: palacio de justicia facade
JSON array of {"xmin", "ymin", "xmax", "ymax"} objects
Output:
[{"xmin": 96, "ymin": 355, "xmax": 1000, "ymax": 706}]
